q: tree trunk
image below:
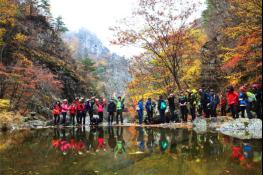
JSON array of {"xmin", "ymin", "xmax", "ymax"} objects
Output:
[{"xmin": 173, "ymin": 74, "xmax": 182, "ymax": 91}]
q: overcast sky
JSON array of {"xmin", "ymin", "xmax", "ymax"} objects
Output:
[{"xmin": 50, "ymin": 0, "xmax": 206, "ymax": 57}]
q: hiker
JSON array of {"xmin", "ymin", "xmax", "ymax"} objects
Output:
[
  {"xmin": 220, "ymin": 92, "xmax": 227, "ymax": 116},
  {"xmin": 87, "ymin": 97, "xmax": 96, "ymax": 124},
  {"xmin": 114, "ymin": 93, "xmax": 125, "ymax": 124},
  {"xmin": 84, "ymin": 99, "xmax": 91, "ymax": 123},
  {"xmin": 204, "ymin": 89, "xmax": 212, "ymax": 118},
  {"xmin": 168, "ymin": 94, "xmax": 177, "ymax": 123},
  {"xmin": 209, "ymin": 89, "xmax": 220, "ymax": 118},
  {"xmin": 239, "ymin": 86, "xmax": 249, "ymax": 118},
  {"xmin": 252, "ymin": 84, "xmax": 262, "ymax": 119},
  {"xmin": 179, "ymin": 91, "xmax": 188, "ymax": 122},
  {"xmin": 226, "ymin": 86, "xmax": 239, "ymax": 119},
  {"xmin": 198, "ymin": 89, "xmax": 210, "ymax": 118},
  {"xmin": 69, "ymin": 102, "xmax": 76, "ymax": 125},
  {"xmin": 158, "ymin": 95, "xmax": 167, "ymax": 123},
  {"xmin": 188, "ymin": 89, "xmax": 198, "ymax": 121},
  {"xmin": 137, "ymin": 99, "xmax": 144, "ymax": 125},
  {"xmin": 61, "ymin": 99, "xmax": 69, "ymax": 125},
  {"xmin": 52, "ymin": 101, "xmax": 61, "ymax": 125},
  {"xmin": 107, "ymin": 99, "xmax": 116, "ymax": 126},
  {"xmin": 95, "ymin": 98, "xmax": 107, "ymax": 123},
  {"xmin": 80, "ymin": 98, "xmax": 87, "ymax": 125},
  {"xmin": 197, "ymin": 89, "xmax": 203, "ymax": 117},
  {"xmin": 76, "ymin": 98, "xmax": 84, "ymax": 125},
  {"xmin": 145, "ymin": 98, "xmax": 154, "ymax": 124},
  {"xmin": 246, "ymin": 88, "xmax": 257, "ymax": 119}
]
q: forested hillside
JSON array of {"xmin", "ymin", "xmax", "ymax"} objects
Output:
[
  {"xmin": 0, "ymin": 0, "xmax": 96, "ymax": 116},
  {"xmin": 112, "ymin": 0, "xmax": 262, "ymax": 107}
]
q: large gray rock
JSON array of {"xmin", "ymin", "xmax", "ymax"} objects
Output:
[
  {"xmin": 248, "ymin": 119, "xmax": 262, "ymax": 131},
  {"xmin": 219, "ymin": 118, "xmax": 262, "ymax": 139},
  {"xmin": 220, "ymin": 118, "xmax": 249, "ymax": 131}
]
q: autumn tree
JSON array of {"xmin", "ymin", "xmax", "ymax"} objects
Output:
[
  {"xmin": 0, "ymin": 0, "xmax": 97, "ymax": 116},
  {"xmin": 221, "ymin": 0, "xmax": 262, "ymax": 85},
  {"xmin": 111, "ymin": 0, "xmax": 205, "ymax": 91}
]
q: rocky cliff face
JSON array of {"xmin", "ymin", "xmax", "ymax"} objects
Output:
[
  {"xmin": 63, "ymin": 29, "xmax": 131, "ymax": 97},
  {"xmin": 200, "ymin": 0, "xmax": 230, "ymax": 90}
]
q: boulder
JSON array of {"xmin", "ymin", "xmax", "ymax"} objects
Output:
[
  {"xmin": 193, "ymin": 118, "xmax": 207, "ymax": 128},
  {"xmin": 248, "ymin": 119, "xmax": 262, "ymax": 131},
  {"xmin": 219, "ymin": 118, "xmax": 262, "ymax": 139},
  {"xmin": 193, "ymin": 118, "xmax": 207, "ymax": 134},
  {"xmin": 219, "ymin": 118, "xmax": 249, "ymax": 131}
]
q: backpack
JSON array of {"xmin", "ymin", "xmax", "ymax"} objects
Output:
[
  {"xmin": 136, "ymin": 105, "xmax": 140, "ymax": 111},
  {"xmin": 246, "ymin": 92, "xmax": 256, "ymax": 102},
  {"xmin": 160, "ymin": 101, "xmax": 167, "ymax": 110}
]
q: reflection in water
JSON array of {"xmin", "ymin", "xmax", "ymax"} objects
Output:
[
  {"xmin": 159, "ymin": 129, "xmax": 168, "ymax": 153},
  {"xmin": 114, "ymin": 127, "xmax": 126, "ymax": 158},
  {"xmin": 49, "ymin": 127, "xmax": 262, "ymax": 167},
  {"xmin": 0, "ymin": 127, "xmax": 262, "ymax": 175},
  {"xmin": 137, "ymin": 127, "xmax": 145, "ymax": 152}
]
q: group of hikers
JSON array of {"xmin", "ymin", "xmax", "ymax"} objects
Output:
[
  {"xmin": 52, "ymin": 84, "xmax": 261, "ymax": 126},
  {"xmin": 135, "ymin": 84, "xmax": 262, "ymax": 124},
  {"xmin": 52, "ymin": 93, "xmax": 125, "ymax": 126}
]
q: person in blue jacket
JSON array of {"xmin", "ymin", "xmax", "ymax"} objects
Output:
[
  {"xmin": 137, "ymin": 99, "xmax": 144, "ymax": 125},
  {"xmin": 239, "ymin": 86, "xmax": 248, "ymax": 118}
]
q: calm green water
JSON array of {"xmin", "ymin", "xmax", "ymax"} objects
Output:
[{"xmin": 0, "ymin": 127, "xmax": 262, "ymax": 175}]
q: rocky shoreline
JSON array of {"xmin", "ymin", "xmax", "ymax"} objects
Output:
[{"xmin": 1, "ymin": 116, "xmax": 262, "ymax": 140}]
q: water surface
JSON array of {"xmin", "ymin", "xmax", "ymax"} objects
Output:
[{"xmin": 0, "ymin": 127, "xmax": 262, "ymax": 175}]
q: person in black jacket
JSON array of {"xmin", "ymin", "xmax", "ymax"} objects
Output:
[
  {"xmin": 107, "ymin": 99, "xmax": 116, "ymax": 126},
  {"xmin": 168, "ymin": 94, "xmax": 177, "ymax": 123},
  {"xmin": 252, "ymin": 84, "xmax": 262, "ymax": 119},
  {"xmin": 179, "ymin": 91, "xmax": 188, "ymax": 122},
  {"xmin": 87, "ymin": 98, "xmax": 96, "ymax": 124},
  {"xmin": 209, "ymin": 89, "xmax": 220, "ymax": 118}
]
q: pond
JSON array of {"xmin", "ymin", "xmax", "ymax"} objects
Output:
[{"xmin": 0, "ymin": 127, "xmax": 262, "ymax": 175}]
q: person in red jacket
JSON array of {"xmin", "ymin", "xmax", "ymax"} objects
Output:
[
  {"xmin": 69, "ymin": 103, "xmax": 76, "ymax": 125},
  {"xmin": 52, "ymin": 101, "xmax": 61, "ymax": 125},
  {"xmin": 226, "ymin": 86, "xmax": 239, "ymax": 118},
  {"xmin": 95, "ymin": 98, "xmax": 107, "ymax": 123},
  {"xmin": 220, "ymin": 92, "xmax": 227, "ymax": 116},
  {"xmin": 76, "ymin": 98, "xmax": 85, "ymax": 125},
  {"xmin": 75, "ymin": 98, "xmax": 81, "ymax": 125}
]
